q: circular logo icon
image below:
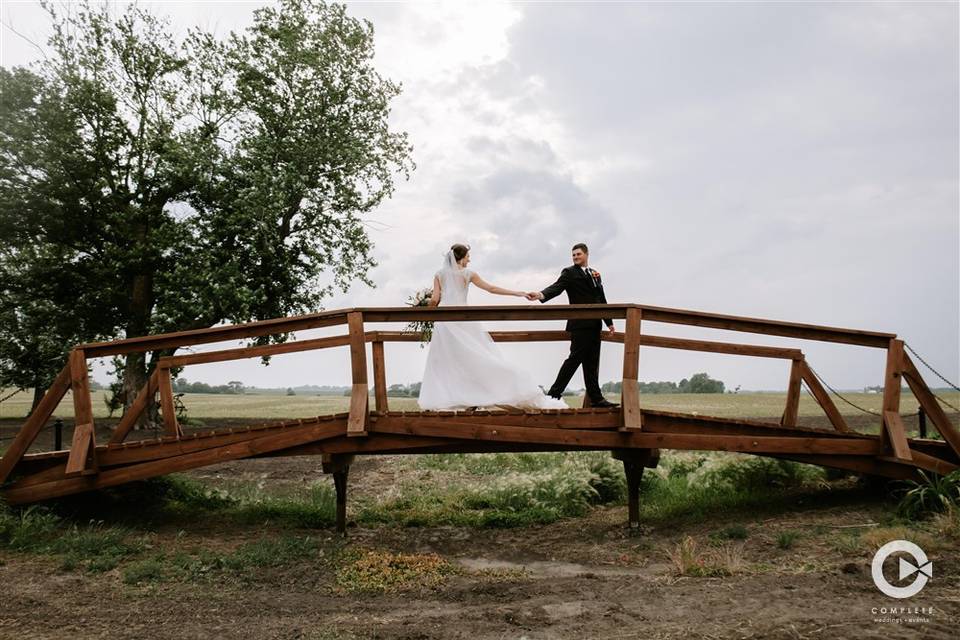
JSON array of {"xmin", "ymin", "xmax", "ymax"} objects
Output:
[{"xmin": 871, "ymin": 540, "xmax": 932, "ymax": 599}]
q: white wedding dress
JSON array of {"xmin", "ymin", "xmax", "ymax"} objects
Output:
[{"xmin": 418, "ymin": 253, "xmax": 569, "ymax": 411}]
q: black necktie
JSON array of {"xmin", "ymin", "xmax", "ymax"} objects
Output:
[{"xmin": 585, "ymin": 267, "xmax": 598, "ymax": 287}]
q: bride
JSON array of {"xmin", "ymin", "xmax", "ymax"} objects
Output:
[{"xmin": 417, "ymin": 244, "xmax": 569, "ymax": 411}]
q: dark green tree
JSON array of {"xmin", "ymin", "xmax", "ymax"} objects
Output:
[{"xmin": 0, "ymin": 0, "xmax": 413, "ymax": 424}]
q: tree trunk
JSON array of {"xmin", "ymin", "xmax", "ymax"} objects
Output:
[
  {"xmin": 122, "ymin": 272, "xmax": 158, "ymax": 430},
  {"xmin": 30, "ymin": 385, "xmax": 44, "ymax": 414}
]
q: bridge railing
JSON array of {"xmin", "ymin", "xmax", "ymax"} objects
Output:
[{"xmin": 2, "ymin": 303, "xmax": 958, "ymax": 485}]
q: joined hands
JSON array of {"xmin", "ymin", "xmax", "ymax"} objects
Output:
[{"xmin": 524, "ymin": 291, "xmax": 543, "ymax": 301}]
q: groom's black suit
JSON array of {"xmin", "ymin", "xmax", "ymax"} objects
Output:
[{"xmin": 539, "ymin": 265, "xmax": 613, "ymax": 404}]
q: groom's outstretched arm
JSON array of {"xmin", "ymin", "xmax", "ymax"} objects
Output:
[{"xmin": 539, "ymin": 270, "xmax": 569, "ymax": 303}]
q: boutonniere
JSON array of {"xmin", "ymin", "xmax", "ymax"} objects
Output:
[{"xmin": 592, "ymin": 269, "xmax": 601, "ymax": 277}]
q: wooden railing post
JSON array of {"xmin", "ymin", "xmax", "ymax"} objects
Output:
[
  {"xmin": 65, "ymin": 349, "xmax": 98, "ymax": 477},
  {"xmin": 346, "ymin": 312, "xmax": 369, "ymax": 436},
  {"xmin": 158, "ymin": 365, "xmax": 181, "ymax": 439},
  {"xmin": 621, "ymin": 308, "xmax": 642, "ymax": 430},
  {"xmin": 781, "ymin": 359, "xmax": 803, "ymax": 427},
  {"xmin": 880, "ymin": 339, "xmax": 911, "ymax": 461},
  {"xmin": 372, "ymin": 338, "xmax": 388, "ymax": 413}
]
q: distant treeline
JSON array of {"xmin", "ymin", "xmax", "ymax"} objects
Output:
[
  {"xmin": 171, "ymin": 379, "xmax": 352, "ymax": 396},
  {"xmin": 602, "ymin": 372, "xmax": 726, "ymax": 394}
]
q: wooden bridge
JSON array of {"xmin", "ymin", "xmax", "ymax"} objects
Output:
[{"xmin": 1, "ymin": 303, "xmax": 958, "ymax": 531}]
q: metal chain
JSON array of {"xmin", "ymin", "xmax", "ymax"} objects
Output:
[
  {"xmin": 903, "ymin": 343, "xmax": 960, "ymax": 413},
  {"xmin": 0, "ymin": 387, "xmax": 24, "ymax": 404},
  {"xmin": 805, "ymin": 364, "xmax": 882, "ymax": 416},
  {"xmin": 904, "ymin": 342, "xmax": 960, "ymax": 392}
]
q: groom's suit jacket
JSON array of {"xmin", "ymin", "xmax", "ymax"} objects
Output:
[{"xmin": 539, "ymin": 265, "xmax": 614, "ymax": 332}]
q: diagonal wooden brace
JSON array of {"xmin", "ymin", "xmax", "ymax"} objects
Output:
[
  {"xmin": 65, "ymin": 423, "xmax": 99, "ymax": 477},
  {"xmin": 882, "ymin": 411, "xmax": 912, "ymax": 462},
  {"xmin": 901, "ymin": 353, "xmax": 960, "ymax": 459}
]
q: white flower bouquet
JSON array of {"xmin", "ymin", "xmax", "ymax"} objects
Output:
[{"xmin": 404, "ymin": 287, "xmax": 434, "ymax": 347}]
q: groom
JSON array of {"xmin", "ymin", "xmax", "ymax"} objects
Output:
[{"xmin": 526, "ymin": 243, "xmax": 618, "ymax": 408}]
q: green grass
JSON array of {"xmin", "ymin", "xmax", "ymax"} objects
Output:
[
  {"xmin": 0, "ymin": 503, "xmax": 145, "ymax": 572},
  {"xmin": 0, "ymin": 449, "xmax": 934, "ymax": 589},
  {"xmin": 777, "ymin": 530, "xmax": 801, "ymax": 549},
  {"xmin": 360, "ymin": 452, "xmax": 627, "ymax": 528}
]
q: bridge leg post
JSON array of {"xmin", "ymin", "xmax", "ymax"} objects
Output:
[
  {"xmin": 333, "ymin": 468, "xmax": 349, "ymax": 534},
  {"xmin": 612, "ymin": 448, "xmax": 660, "ymax": 531},
  {"xmin": 323, "ymin": 454, "xmax": 355, "ymax": 535},
  {"xmin": 624, "ymin": 459, "xmax": 643, "ymax": 529}
]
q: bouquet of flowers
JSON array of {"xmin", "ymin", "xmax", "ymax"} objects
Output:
[{"xmin": 404, "ymin": 288, "xmax": 434, "ymax": 347}]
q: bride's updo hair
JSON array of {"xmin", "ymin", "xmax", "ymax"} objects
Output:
[{"xmin": 451, "ymin": 243, "xmax": 470, "ymax": 262}]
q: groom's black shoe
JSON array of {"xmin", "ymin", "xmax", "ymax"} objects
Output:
[{"xmin": 592, "ymin": 398, "xmax": 619, "ymax": 409}]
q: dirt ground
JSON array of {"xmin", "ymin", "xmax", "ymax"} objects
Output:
[{"xmin": 1, "ymin": 415, "xmax": 958, "ymax": 639}]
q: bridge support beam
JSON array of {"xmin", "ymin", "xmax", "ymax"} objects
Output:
[
  {"xmin": 323, "ymin": 453, "xmax": 355, "ymax": 534},
  {"xmin": 613, "ymin": 448, "xmax": 660, "ymax": 530}
]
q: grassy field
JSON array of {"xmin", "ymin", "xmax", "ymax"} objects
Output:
[
  {"xmin": 3, "ymin": 386, "xmax": 960, "ymax": 638},
  {"xmin": 2, "ymin": 387, "xmax": 957, "ymax": 421}
]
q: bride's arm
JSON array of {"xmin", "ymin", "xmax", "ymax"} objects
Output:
[
  {"xmin": 429, "ymin": 275, "xmax": 441, "ymax": 306},
  {"xmin": 469, "ymin": 272, "xmax": 525, "ymax": 298}
]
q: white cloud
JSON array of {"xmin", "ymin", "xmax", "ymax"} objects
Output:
[{"xmin": 2, "ymin": 1, "xmax": 957, "ymax": 392}]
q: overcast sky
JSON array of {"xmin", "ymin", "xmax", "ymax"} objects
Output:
[{"xmin": 2, "ymin": 1, "xmax": 957, "ymax": 392}]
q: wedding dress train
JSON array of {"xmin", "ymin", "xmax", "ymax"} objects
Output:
[{"xmin": 417, "ymin": 255, "xmax": 569, "ymax": 411}]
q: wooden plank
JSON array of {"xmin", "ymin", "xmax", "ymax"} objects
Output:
[
  {"xmin": 80, "ymin": 310, "xmax": 350, "ymax": 358},
  {"xmin": 362, "ymin": 304, "xmax": 895, "ymax": 348},
  {"xmin": 621, "ymin": 307, "xmax": 642, "ymax": 430},
  {"xmin": 882, "ymin": 410, "xmax": 912, "ymax": 461},
  {"xmin": 0, "ymin": 364, "xmax": 71, "ymax": 484},
  {"xmin": 362, "ymin": 305, "xmax": 632, "ymax": 324},
  {"xmin": 879, "ymin": 339, "xmax": 904, "ymax": 451},
  {"xmin": 3, "ymin": 422, "xmax": 346, "ymax": 504},
  {"xmin": 797, "ymin": 360, "xmax": 850, "ymax": 433},
  {"xmin": 639, "ymin": 412, "xmax": 861, "ymax": 442},
  {"xmin": 160, "ymin": 333, "xmax": 356, "ymax": 368},
  {"xmin": 623, "ymin": 308, "xmax": 642, "ymax": 380},
  {"xmin": 634, "ymin": 305, "xmax": 893, "ymax": 348},
  {"xmin": 347, "ymin": 312, "xmax": 368, "ymax": 385},
  {"xmin": 259, "ymin": 435, "xmax": 465, "ymax": 457},
  {"xmin": 20, "ymin": 427, "xmax": 316, "ymax": 481},
  {"xmin": 372, "ymin": 341, "xmax": 388, "ymax": 413},
  {"xmin": 901, "ymin": 353, "xmax": 960, "ymax": 458},
  {"xmin": 377, "ymin": 329, "xmax": 805, "ymax": 360},
  {"xmin": 64, "ymin": 423, "xmax": 97, "ymax": 477},
  {"xmin": 370, "ymin": 420, "xmax": 885, "ymax": 455},
  {"xmin": 157, "ymin": 367, "xmax": 180, "ymax": 438},
  {"xmin": 79, "ymin": 301, "xmax": 894, "ymax": 360},
  {"xmin": 635, "ymin": 334, "xmax": 802, "ymax": 359},
  {"xmin": 109, "ymin": 369, "xmax": 160, "ymax": 444},
  {"xmin": 69, "ymin": 349, "xmax": 94, "ymax": 428},
  {"xmin": 348, "ymin": 384, "xmax": 369, "ymax": 437},
  {"xmin": 766, "ymin": 453, "xmax": 921, "ymax": 481},
  {"xmin": 621, "ymin": 379, "xmax": 641, "ymax": 430},
  {"xmin": 878, "ymin": 449, "xmax": 957, "ymax": 475},
  {"xmin": 376, "ymin": 409, "xmax": 620, "ymax": 430},
  {"xmin": 347, "ymin": 311, "xmax": 369, "ymax": 437},
  {"xmin": 780, "ymin": 359, "xmax": 802, "ymax": 428}
]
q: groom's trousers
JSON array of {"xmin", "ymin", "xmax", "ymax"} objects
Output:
[{"xmin": 548, "ymin": 328, "xmax": 604, "ymax": 403}]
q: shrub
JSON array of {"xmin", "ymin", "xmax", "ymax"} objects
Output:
[
  {"xmin": 895, "ymin": 470, "xmax": 960, "ymax": 520},
  {"xmin": 692, "ymin": 455, "xmax": 824, "ymax": 490},
  {"xmin": 776, "ymin": 530, "xmax": 800, "ymax": 549}
]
